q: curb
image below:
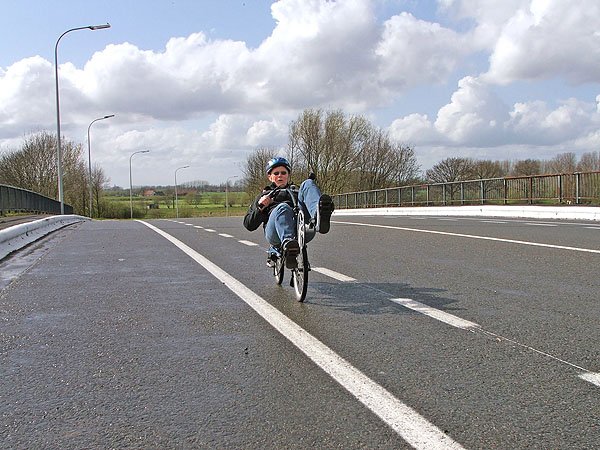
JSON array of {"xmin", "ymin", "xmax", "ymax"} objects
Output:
[
  {"xmin": 0, "ymin": 215, "xmax": 90, "ymax": 260},
  {"xmin": 333, "ymin": 205, "xmax": 600, "ymax": 221}
]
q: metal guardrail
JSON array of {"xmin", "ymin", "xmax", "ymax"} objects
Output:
[
  {"xmin": 333, "ymin": 171, "xmax": 600, "ymax": 209},
  {"xmin": 0, "ymin": 184, "xmax": 73, "ymax": 215}
]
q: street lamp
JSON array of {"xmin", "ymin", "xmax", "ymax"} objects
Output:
[
  {"xmin": 87, "ymin": 114, "xmax": 114, "ymax": 218},
  {"xmin": 225, "ymin": 175, "xmax": 239, "ymax": 217},
  {"xmin": 129, "ymin": 150, "xmax": 150, "ymax": 219},
  {"xmin": 175, "ymin": 165, "xmax": 189, "ymax": 219},
  {"xmin": 55, "ymin": 23, "xmax": 111, "ymax": 214}
]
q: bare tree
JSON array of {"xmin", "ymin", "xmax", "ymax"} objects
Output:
[
  {"xmin": 577, "ymin": 151, "xmax": 600, "ymax": 172},
  {"xmin": 0, "ymin": 130, "xmax": 102, "ymax": 215},
  {"xmin": 242, "ymin": 147, "xmax": 277, "ymax": 197},
  {"xmin": 546, "ymin": 152, "xmax": 577, "ymax": 174},
  {"xmin": 512, "ymin": 159, "xmax": 542, "ymax": 176},
  {"xmin": 425, "ymin": 157, "xmax": 475, "ymax": 183},
  {"xmin": 472, "ymin": 160, "xmax": 506, "ymax": 179}
]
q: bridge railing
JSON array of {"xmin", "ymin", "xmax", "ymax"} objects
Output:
[
  {"xmin": 333, "ymin": 171, "xmax": 600, "ymax": 209},
  {"xmin": 0, "ymin": 184, "xmax": 73, "ymax": 215}
]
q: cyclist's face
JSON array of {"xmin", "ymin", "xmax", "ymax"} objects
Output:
[{"xmin": 268, "ymin": 166, "xmax": 290, "ymax": 187}]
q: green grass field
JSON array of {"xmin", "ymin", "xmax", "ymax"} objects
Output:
[{"xmin": 98, "ymin": 191, "xmax": 251, "ymax": 219}]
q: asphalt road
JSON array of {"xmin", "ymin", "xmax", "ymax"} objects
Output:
[{"xmin": 1, "ymin": 214, "xmax": 598, "ymax": 449}]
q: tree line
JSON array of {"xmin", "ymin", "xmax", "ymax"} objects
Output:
[
  {"xmin": 242, "ymin": 108, "xmax": 600, "ymax": 196},
  {"xmin": 0, "ymin": 131, "xmax": 107, "ymax": 215},
  {"xmin": 2, "ymin": 109, "xmax": 599, "ymax": 215}
]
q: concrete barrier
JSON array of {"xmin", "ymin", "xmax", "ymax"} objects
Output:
[
  {"xmin": 0, "ymin": 215, "xmax": 89, "ymax": 260},
  {"xmin": 333, "ymin": 205, "xmax": 600, "ymax": 221}
]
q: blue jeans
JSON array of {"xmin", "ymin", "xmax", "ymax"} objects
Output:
[{"xmin": 264, "ymin": 179, "xmax": 321, "ymax": 247}]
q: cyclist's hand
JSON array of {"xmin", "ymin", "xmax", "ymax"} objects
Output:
[{"xmin": 258, "ymin": 194, "xmax": 273, "ymax": 210}]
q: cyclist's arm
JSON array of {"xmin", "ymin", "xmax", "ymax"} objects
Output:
[{"xmin": 243, "ymin": 196, "xmax": 267, "ymax": 231}]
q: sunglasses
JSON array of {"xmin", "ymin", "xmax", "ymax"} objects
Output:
[{"xmin": 271, "ymin": 171, "xmax": 288, "ymax": 176}]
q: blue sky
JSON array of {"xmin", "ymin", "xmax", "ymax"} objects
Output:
[{"xmin": 1, "ymin": 0, "xmax": 599, "ymax": 187}]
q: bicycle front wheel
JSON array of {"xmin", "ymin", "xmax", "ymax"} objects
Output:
[{"xmin": 292, "ymin": 246, "xmax": 309, "ymax": 302}]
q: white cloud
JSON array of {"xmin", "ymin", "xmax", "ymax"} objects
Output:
[
  {"xmin": 484, "ymin": 0, "xmax": 600, "ymax": 84},
  {"xmin": 2, "ymin": 0, "xmax": 600, "ymax": 185},
  {"xmin": 376, "ymin": 12, "xmax": 470, "ymax": 88}
]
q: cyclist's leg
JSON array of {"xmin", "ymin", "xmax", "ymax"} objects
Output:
[
  {"xmin": 299, "ymin": 178, "xmax": 334, "ymax": 235},
  {"xmin": 298, "ymin": 179, "xmax": 321, "ymax": 219},
  {"xmin": 264, "ymin": 203, "xmax": 297, "ymax": 246}
]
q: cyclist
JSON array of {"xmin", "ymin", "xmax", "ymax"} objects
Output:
[{"xmin": 243, "ymin": 157, "xmax": 334, "ymax": 269}]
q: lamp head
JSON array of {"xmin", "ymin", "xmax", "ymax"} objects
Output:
[{"xmin": 89, "ymin": 23, "xmax": 111, "ymax": 30}]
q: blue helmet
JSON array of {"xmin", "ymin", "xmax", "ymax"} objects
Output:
[{"xmin": 265, "ymin": 157, "xmax": 291, "ymax": 175}]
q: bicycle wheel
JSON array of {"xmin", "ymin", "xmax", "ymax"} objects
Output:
[
  {"xmin": 274, "ymin": 254, "xmax": 285, "ymax": 285},
  {"xmin": 292, "ymin": 246, "xmax": 309, "ymax": 302}
]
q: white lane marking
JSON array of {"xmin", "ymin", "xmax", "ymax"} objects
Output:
[
  {"xmin": 137, "ymin": 220, "xmax": 464, "ymax": 449},
  {"xmin": 219, "ymin": 233, "xmax": 234, "ymax": 238},
  {"xmin": 438, "ymin": 218, "xmax": 458, "ymax": 221},
  {"xmin": 525, "ymin": 223, "xmax": 557, "ymax": 227},
  {"xmin": 481, "ymin": 220, "xmax": 507, "ymax": 224},
  {"xmin": 332, "ymin": 220, "xmax": 600, "ymax": 254},
  {"xmin": 194, "ymin": 225, "xmax": 203, "ymax": 229},
  {"xmin": 579, "ymin": 372, "xmax": 600, "ymax": 388},
  {"xmin": 390, "ymin": 298, "xmax": 480, "ymax": 330},
  {"xmin": 239, "ymin": 240, "xmax": 258, "ymax": 246},
  {"xmin": 312, "ymin": 267, "xmax": 357, "ymax": 282},
  {"xmin": 185, "ymin": 223, "xmax": 194, "ymax": 226},
  {"xmin": 205, "ymin": 228, "xmax": 216, "ymax": 232},
  {"xmin": 585, "ymin": 226, "xmax": 600, "ymax": 230}
]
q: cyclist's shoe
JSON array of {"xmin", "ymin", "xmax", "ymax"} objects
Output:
[
  {"xmin": 316, "ymin": 194, "xmax": 334, "ymax": 234},
  {"xmin": 282, "ymin": 238, "xmax": 300, "ymax": 269},
  {"xmin": 266, "ymin": 257, "xmax": 276, "ymax": 268}
]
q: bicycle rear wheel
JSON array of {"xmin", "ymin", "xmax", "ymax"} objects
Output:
[{"xmin": 292, "ymin": 246, "xmax": 309, "ymax": 302}]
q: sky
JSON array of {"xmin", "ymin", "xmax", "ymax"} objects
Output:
[{"xmin": 1, "ymin": 0, "xmax": 599, "ymax": 188}]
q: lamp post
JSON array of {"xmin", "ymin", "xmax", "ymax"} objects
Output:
[
  {"xmin": 175, "ymin": 165, "xmax": 189, "ymax": 219},
  {"xmin": 129, "ymin": 150, "xmax": 149, "ymax": 219},
  {"xmin": 87, "ymin": 114, "xmax": 114, "ymax": 218},
  {"xmin": 225, "ymin": 175, "xmax": 239, "ymax": 217},
  {"xmin": 55, "ymin": 23, "xmax": 111, "ymax": 214}
]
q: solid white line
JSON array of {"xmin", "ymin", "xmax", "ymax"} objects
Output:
[
  {"xmin": 312, "ymin": 267, "xmax": 356, "ymax": 282},
  {"xmin": 238, "ymin": 240, "xmax": 258, "ymax": 246},
  {"xmin": 579, "ymin": 372, "xmax": 600, "ymax": 388},
  {"xmin": 332, "ymin": 220, "xmax": 600, "ymax": 254},
  {"xmin": 390, "ymin": 298, "xmax": 480, "ymax": 330},
  {"xmin": 137, "ymin": 220, "xmax": 465, "ymax": 449},
  {"xmin": 219, "ymin": 233, "xmax": 234, "ymax": 238}
]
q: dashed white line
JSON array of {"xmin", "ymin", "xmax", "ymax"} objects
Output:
[
  {"xmin": 219, "ymin": 233, "xmax": 234, "ymax": 238},
  {"xmin": 481, "ymin": 220, "xmax": 507, "ymax": 224},
  {"xmin": 194, "ymin": 225, "xmax": 203, "ymax": 229},
  {"xmin": 579, "ymin": 372, "xmax": 600, "ymax": 388},
  {"xmin": 390, "ymin": 298, "xmax": 480, "ymax": 330},
  {"xmin": 138, "ymin": 220, "xmax": 465, "ymax": 449},
  {"xmin": 525, "ymin": 223, "xmax": 557, "ymax": 227},
  {"xmin": 312, "ymin": 267, "xmax": 356, "ymax": 282},
  {"xmin": 205, "ymin": 228, "xmax": 216, "ymax": 232},
  {"xmin": 585, "ymin": 226, "xmax": 600, "ymax": 230},
  {"xmin": 239, "ymin": 240, "xmax": 259, "ymax": 246}
]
